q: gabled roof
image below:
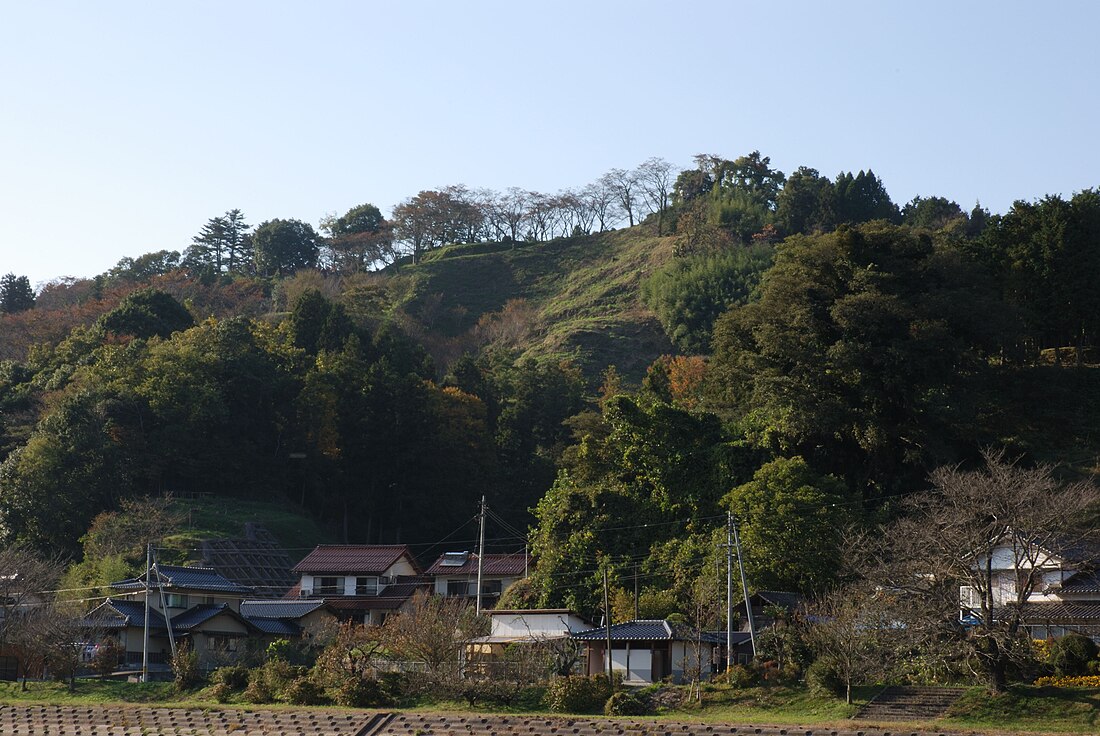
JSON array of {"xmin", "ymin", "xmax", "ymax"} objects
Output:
[
  {"xmin": 749, "ymin": 591, "xmax": 803, "ymax": 610},
  {"xmin": 169, "ymin": 603, "xmax": 237, "ymax": 631},
  {"xmin": 85, "ymin": 598, "xmax": 168, "ymax": 631},
  {"xmin": 291, "ymin": 545, "xmax": 418, "ymax": 575},
  {"xmin": 571, "ymin": 619, "xmax": 719, "ymax": 643},
  {"xmin": 111, "ymin": 565, "xmax": 254, "ymax": 595},
  {"xmin": 240, "ymin": 599, "xmax": 329, "ymax": 620},
  {"xmin": 1054, "ymin": 570, "xmax": 1100, "ymax": 595},
  {"xmin": 424, "ymin": 551, "xmax": 529, "ymax": 577}
]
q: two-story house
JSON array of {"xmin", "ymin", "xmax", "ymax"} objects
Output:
[
  {"xmin": 87, "ymin": 564, "xmax": 260, "ymax": 670},
  {"xmin": 289, "ymin": 545, "xmax": 427, "ymax": 625},
  {"xmin": 959, "ymin": 536, "xmax": 1100, "ymax": 640},
  {"xmin": 424, "ymin": 550, "xmax": 529, "ymax": 607}
]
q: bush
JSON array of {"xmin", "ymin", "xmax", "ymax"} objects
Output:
[
  {"xmin": 171, "ymin": 644, "xmax": 204, "ymax": 692},
  {"xmin": 544, "ymin": 675, "xmax": 613, "ymax": 714},
  {"xmin": 1034, "ymin": 674, "xmax": 1100, "ymax": 687},
  {"xmin": 210, "ymin": 682, "xmax": 233, "ymax": 704},
  {"xmin": 284, "ymin": 676, "xmax": 327, "ymax": 706},
  {"xmin": 805, "ymin": 657, "xmax": 844, "ymax": 699},
  {"xmin": 89, "ymin": 639, "xmax": 123, "ymax": 676},
  {"xmin": 333, "ymin": 677, "xmax": 391, "ymax": 708},
  {"xmin": 243, "ymin": 676, "xmax": 275, "ymax": 704},
  {"xmin": 212, "ymin": 665, "xmax": 249, "ymax": 691},
  {"xmin": 604, "ymin": 690, "xmax": 652, "ymax": 716},
  {"xmin": 1049, "ymin": 634, "xmax": 1099, "ymax": 676},
  {"xmin": 718, "ymin": 663, "xmax": 757, "ymax": 688}
]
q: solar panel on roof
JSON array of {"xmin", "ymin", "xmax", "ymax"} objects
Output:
[{"xmin": 440, "ymin": 551, "xmax": 470, "ymax": 567}]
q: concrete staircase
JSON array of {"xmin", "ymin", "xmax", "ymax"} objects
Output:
[{"xmin": 854, "ymin": 686, "xmax": 964, "ymax": 722}]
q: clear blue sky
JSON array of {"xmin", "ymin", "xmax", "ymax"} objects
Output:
[{"xmin": 2, "ymin": 1, "xmax": 1097, "ymax": 287}]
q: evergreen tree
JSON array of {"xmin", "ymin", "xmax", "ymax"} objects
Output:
[{"xmin": 0, "ymin": 274, "xmax": 35, "ymax": 313}]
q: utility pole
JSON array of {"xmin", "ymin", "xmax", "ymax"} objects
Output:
[
  {"xmin": 726, "ymin": 512, "xmax": 734, "ymax": 672},
  {"xmin": 732, "ymin": 516, "xmax": 757, "ymax": 657},
  {"xmin": 475, "ymin": 496, "xmax": 486, "ymax": 615},
  {"xmin": 603, "ymin": 566, "xmax": 613, "ymax": 687},
  {"xmin": 152, "ymin": 555, "xmax": 177, "ymax": 662},
  {"xmin": 142, "ymin": 543, "xmax": 151, "ymax": 683}
]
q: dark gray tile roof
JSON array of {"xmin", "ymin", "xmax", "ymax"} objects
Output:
[
  {"xmin": 240, "ymin": 599, "xmax": 328, "ymax": 620},
  {"xmin": 1053, "ymin": 570, "xmax": 1100, "ymax": 594},
  {"xmin": 85, "ymin": 599, "xmax": 168, "ymax": 631},
  {"xmin": 246, "ymin": 617, "xmax": 301, "ymax": 635},
  {"xmin": 111, "ymin": 565, "xmax": 254, "ymax": 595},
  {"xmin": 169, "ymin": 603, "xmax": 233, "ymax": 631},
  {"xmin": 1017, "ymin": 602, "xmax": 1100, "ymax": 622},
  {"xmin": 751, "ymin": 591, "xmax": 804, "ymax": 609}
]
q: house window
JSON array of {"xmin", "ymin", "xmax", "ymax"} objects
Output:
[
  {"xmin": 447, "ymin": 580, "xmax": 471, "ymax": 596},
  {"xmin": 165, "ymin": 593, "xmax": 187, "ymax": 608},
  {"xmin": 481, "ymin": 580, "xmax": 503, "ymax": 596},
  {"xmin": 356, "ymin": 577, "xmax": 379, "ymax": 596},
  {"xmin": 317, "ymin": 577, "xmax": 344, "ymax": 596},
  {"xmin": 210, "ymin": 635, "xmax": 239, "ymax": 653}
]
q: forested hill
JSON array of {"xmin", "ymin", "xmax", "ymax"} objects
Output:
[{"xmin": 3, "ymin": 151, "xmax": 1100, "ymax": 620}]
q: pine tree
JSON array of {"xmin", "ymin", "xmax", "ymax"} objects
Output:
[{"xmin": 0, "ymin": 273, "xmax": 35, "ymax": 313}]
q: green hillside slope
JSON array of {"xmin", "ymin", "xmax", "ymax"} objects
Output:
[{"xmin": 386, "ymin": 229, "xmax": 677, "ymax": 379}]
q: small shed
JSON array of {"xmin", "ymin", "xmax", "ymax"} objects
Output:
[{"xmin": 572, "ymin": 619, "xmax": 734, "ymax": 684}]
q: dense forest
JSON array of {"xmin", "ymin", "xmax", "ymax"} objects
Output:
[{"xmin": 2, "ymin": 151, "xmax": 1099, "ymax": 621}]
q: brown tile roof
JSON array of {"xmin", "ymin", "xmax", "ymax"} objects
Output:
[
  {"xmin": 291, "ymin": 545, "xmax": 418, "ymax": 575},
  {"xmin": 424, "ymin": 551, "xmax": 529, "ymax": 577},
  {"xmin": 323, "ymin": 584, "xmax": 427, "ymax": 611}
]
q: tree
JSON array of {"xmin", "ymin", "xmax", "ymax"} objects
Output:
[
  {"xmin": 834, "ymin": 170, "xmax": 900, "ymax": 224},
  {"xmin": 252, "ymin": 219, "xmax": 319, "ymax": 276},
  {"xmin": 0, "ymin": 274, "xmax": 35, "ymax": 314},
  {"xmin": 802, "ymin": 586, "xmax": 901, "ymax": 704},
  {"xmin": 321, "ymin": 203, "xmax": 394, "ymax": 272},
  {"xmin": 97, "ymin": 288, "xmax": 194, "ymax": 339},
  {"xmin": 775, "ymin": 167, "xmax": 837, "ymax": 236},
  {"xmin": 710, "ymin": 221, "xmax": 1000, "ymax": 500},
  {"xmin": 183, "ymin": 210, "xmax": 251, "ymax": 275},
  {"xmin": 602, "ymin": 169, "xmax": 640, "ymax": 227},
  {"xmin": 864, "ymin": 450, "xmax": 1100, "ymax": 692},
  {"xmin": 901, "ymin": 196, "xmax": 966, "ymax": 232},
  {"xmin": 725, "ymin": 457, "xmax": 853, "ymax": 592},
  {"xmin": 381, "ymin": 591, "xmax": 485, "ymax": 681},
  {"xmin": 0, "ymin": 546, "xmax": 64, "ymax": 656},
  {"xmin": 636, "ymin": 157, "xmax": 675, "ymax": 235}
]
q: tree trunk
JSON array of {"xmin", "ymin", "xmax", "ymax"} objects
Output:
[{"xmin": 846, "ymin": 680, "xmax": 852, "ymax": 705}]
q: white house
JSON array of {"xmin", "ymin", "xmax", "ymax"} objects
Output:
[
  {"xmin": 424, "ymin": 551, "xmax": 529, "ymax": 607},
  {"xmin": 290, "ymin": 545, "xmax": 427, "ymax": 625}
]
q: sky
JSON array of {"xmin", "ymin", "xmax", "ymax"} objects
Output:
[{"xmin": 1, "ymin": 1, "xmax": 1097, "ymax": 287}]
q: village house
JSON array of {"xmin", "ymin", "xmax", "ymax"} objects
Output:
[
  {"xmin": 424, "ymin": 550, "xmax": 529, "ymax": 607},
  {"xmin": 289, "ymin": 545, "xmax": 427, "ymax": 625},
  {"xmin": 960, "ymin": 536, "xmax": 1100, "ymax": 640},
  {"xmin": 467, "ymin": 609, "xmax": 593, "ymax": 670}
]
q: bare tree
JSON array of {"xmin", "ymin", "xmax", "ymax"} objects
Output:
[
  {"xmin": 381, "ymin": 591, "xmax": 486, "ymax": 683},
  {"xmin": 582, "ymin": 180, "xmax": 620, "ymax": 233},
  {"xmin": 802, "ymin": 586, "xmax": 901, "ymax": 704},
  {"xmin": 862, "ymin": 449, "xmax": 1100, "ymax": 692},
  {"xmin": 0, "ymin": 546, "xmax": 64, "ymax": 685},
  {"xmin": 636, "ymin": 157, "xmax": 675, "ymax": 235},
  {"xmin": 602, "ymin": 169, "xmax": 640, "ymax": 227}
]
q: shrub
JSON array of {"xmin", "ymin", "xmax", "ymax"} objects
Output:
[
  {"xmin": 333, "ymin": 677, "xmax": 391, "ymax": 708},
  {"xmin": 718, "ymin": 664, "xmax": 757, "ymax": 688},
  {"xmin": 210, "ymin": 682, "xmax": 233, "ymax": 704},
  {"xmin": 544, "ymin": 675, "xmax": 613, "ymax": 714},
  {"xmin": 89, "ymin": 639, "xmax": 123, "ymax": 676},
  {"xmin": 604, "ymin": 690, "xmax": 652, "ymax": 716},
  {"xmin": 171, "ymin": 644, "xmax": 204, "ymax": 692},
  {"xmin": 1034, "ymin": 674, "xmax": 1100, "ymax": 687},
  {"xmin": 1049, "ymin": 634, "xmax": 1099, "ymax": 676},
  {"xmin": 243, "ymin": 676, "xmax": 275, "ymax": 704},
  {"xmin": 805, "ymin": 657, "xmax": 844, "ymax": 699},
  {"xmin": 212, "ymin": 665, "xmax": 249, "ymax": 691},
  {"xmin": 284, "ymin": 676, "xmax": 327, "ymax": 705}
]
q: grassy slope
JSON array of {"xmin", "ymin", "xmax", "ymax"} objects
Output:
[
  {"xmin": 161, "ymin": 496, "xmax": 334, "ymax": 565},
  {"xmin": 386, "ymin": 230, "xmax": 676, "ymax": 380}
]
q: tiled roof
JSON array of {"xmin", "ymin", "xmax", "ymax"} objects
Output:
[
  {"xmin": 1015, "ymin": 602, "xmax": 1100, "ymax": 623},
  {"xmin": 323, "ymin": 583, "xmax": 425, "ymax": 611},
  {"xmin": 111, "ymin": 565, "xmax": 254, "ymax": 595},
  {"xmin": 751, "ymin": 591, "xmax": 804, "ymax": 610},
  {"xmin": 246, "ymin": 617, "xmax": 301, "ymax": 635},
  {"xmin": 291, "ymin": 545, "xmax": 417, "ymax": 575},
  {"xmin": 424, "ymin": 551, "xmax": 529, "ymax": 576},
  {"xmin": 85, "ymin": 599, "xmax": 168, "ymax": 631},
  {"xmin": 240, "ymin": 599, "xmax": 329, "ymax": 620},
  {"xmin": 170, "ymin": 604, "xmax": 234, "ymax": 631},
  {"xmin": 572, "ymin": 619, "xmax": 718, "ymax": 643},
  {"xmin": 1053, "ymin": 570, "xmax": 1100, "ymax": 594}
]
